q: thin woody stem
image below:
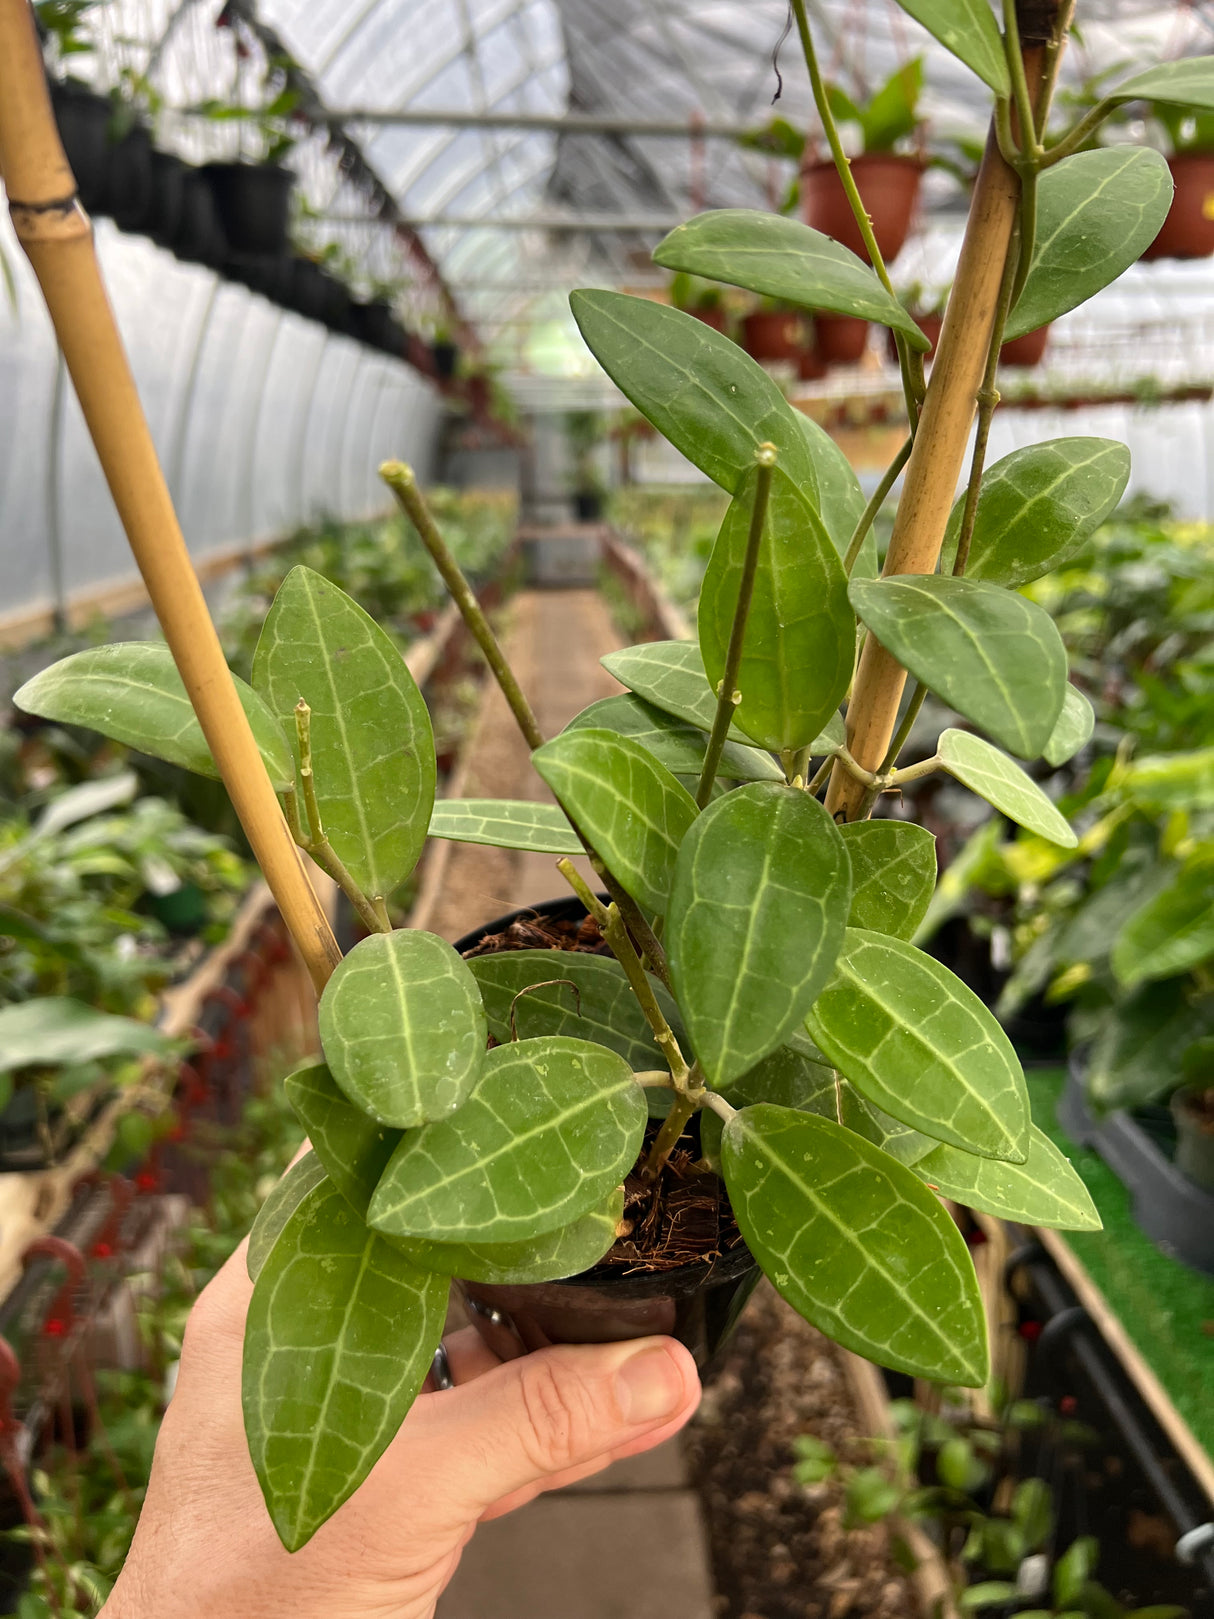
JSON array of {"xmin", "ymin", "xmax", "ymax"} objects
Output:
[
  {"xmin": 294, "ymin": 701, "xmax": 387, "ymax": 935},
  {"xmin": 696, "ymin": 444, "xmax": 776, "ymax": 808},
  {"xmin": 789, "ymin": 0, "xmax": 923, "ymax": 420},
  {"xmin": 380, "ymin": 460, "xmax": 544, "ymax": 752},
  {"xmin": 880, "ymin": 681, "xmax": 928, "ymax": 774},
  {"xmin": 1003, "ymin": 0, "xmax": 1043, "ymax": 160},
  {"xmin": 594, "ymin": 861, "xmax": 672, "ymax": 989},
  {"xmin": 557, "ymin": 861, "xmax": 689, "ymax": 1085},
  {"xmin": 641, "ymin": 1087, "xmax": 701, "ymax": 1185}
]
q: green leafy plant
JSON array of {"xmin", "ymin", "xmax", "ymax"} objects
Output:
[
  {"xmin": 793, "ymin": 1396, "xmax": 1185, "ymax": 1617},
  {"xmin": 18, "ymin": 8, "xmax": 1214, "ymax": 1553},
  {"xmin": 825, "ymin": 59, "xmax": 926, "ymax": 155}
]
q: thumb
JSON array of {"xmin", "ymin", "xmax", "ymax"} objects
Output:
[{"xmin": 405, "ymin": 1336, "xmax": 701, "ymax": 1518}]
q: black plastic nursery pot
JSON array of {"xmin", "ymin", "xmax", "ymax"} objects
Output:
[
  {"xmin": 1059, "ymin": 1056, "xmax": 1214, "ymax": 1275},
  {"xmin": 204, "ymin": 161, "xmax": 294, "ymax": 257},
  {"xmin": 106, "ymin": 123, "xmax": 153, "ymax": 232},
  {"xmin": 50, "ymin": 81, "xmax": 111, "ymax": 215},
  {"xmin": 452, "ymin": 895, "xmax": 761, "ymax": 1373},
  {"xmin": 147, "ymin": 148, "xmax": 185, "ymax": 245},
  {"xmin": 174, "ymin": 166, "xmax": 228, "ymax": 267}
]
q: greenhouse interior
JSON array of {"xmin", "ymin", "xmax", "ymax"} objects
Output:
[{"xmin": 2, "ymin": 0, "xmax": 1214, "ymax": 1613}]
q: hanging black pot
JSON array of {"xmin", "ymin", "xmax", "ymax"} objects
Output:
[
  {"xmin": 350, "ymin": 299, "xmax": 396, "ymax": 352},
  {"xmin": 51, "ymin": 81, "xmax": 111, "ymax": 215},
  {"xmin": 432, "ymin": 339, "xmax": 458, "ymax": 379},
  {"xmin": 204, "ymin": 161, "xmax": 295, "ymax": 256},
  {"xmin": 318, "ymin": 275, "xmax": 353, "ymax": 336},
  {"xmin": 451, "ymin": 895, "xmax": 761, "ymax": 1372},
  {"xmin": 174, "ymin": 165, "xmax": 228, "ymax": 266},
  {"xmin": 288, "ymin": 257, "xmax": 329, "ymax": 322},
  {"xmin": 147, "ymin": 148, "xmax": 185, "ymax": 245},
  {"xmin": 107, "ymin": 123, "xmax": 154, "ymax": 232}
]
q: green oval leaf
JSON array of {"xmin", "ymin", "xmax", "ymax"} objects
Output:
[
  {"xmin": 850, "ymin": 575, "xmax": 1068, "ymax": 759},
  {"xmin": 428, "ymin": 799, "xmax": 582, "ymax": 853},
  {"xmin": 1111, "ymin": 57, "xmax": 1214, "ymax": 111},
  {"xmin": 1087, "ymin": 980, "xmax": 1210, "ymax": 1111},
  {"xmin": 722, "ymin": 1104, "xmax": 988, "ymax": 1385},
  {"xmin": 797, "ymin": 414, "xmax": 867, "ymax": 559},
  {"xmin": 318, "ymin": 931, "xmax": 485, "ymax": 1129},
  {"xmin": 242, "ymin": 1179, "xmax": 448, "ymax": 1551},
  {"xmin": 252, "ymin": 566, "xmax": 435, "ymax": 898},
  {"xmin": 839, "ymin": 820, "xmax": 937, "ymax": 941},
  {"xmin": 247, "ymin": 1151, "xmax": 329, "ymax": 1282},
  {"xmin": 668, "ymin": 783, "xmax": 851, "ymax": 1088},
  {"xmin": 1043, "ymin": 685, "xmax": 1095, "ymax": 768},
  {"xmin": 1005, "ymin": 148, "xmax": 1173, "ymax": 341},
  {"xmin": 468, "ymin": 950, "xmax": 684, "ymax": 1071},
  {"xmin": 1111, "ymin": 859, "xmax": 1214, "ymax": 987},
  {"xmin": 940, "ymin": 438, "xmax": 1131, "ymax": 587},
  {"xmin": 601, "ymin": 640, "xmax": 775, "ymax": 744},
  {"xmin": 893, "ymin": 0, "xmax": 1009, "ymax": 93},
  {"xmin": 368, "ymin": 1036, "xmax": 647, "ymax": 1244},
  {"xmin": 699, "ymin": 1034, "xmax": 837, "ymax": 1167},
  {"xmin": 805, "ymin": 927, "xmax": 1030, "ymax": 1162},
  {"xmin": 565, "ymin": 693, "xmax": 783, "ymax": 782},
  {"xmin": 385, "ymin": 1189, "xmax": 624, "ymax": 1284},
  {"xmin": 914, "ymin": 1126, "xmax": 1102, "ymax": 1231},
  {"xmin": 569, "ymin": 290, "xmax": 818, "ymax": 497},
  {"xmin": 283, "ymin": 1061, "xmax": 402, "ymax": 1213},
  {"xmin": 0, "ymin": 998, "xmax": 170, "ymax": 1075},
  {"xmin": 937, "ymin": 728, "xmax": 1078, "ymax": 847},
  {"xmin": 653, "ymin": 210, "xmax": 930, "ymax": 345},
  {"xmin": 532, "ymin": 729, "xmax": 697, "ymax": 914},
  {"xmin": 14, "ymin": 643, "xmax": 294, "ymax": 792},
  {"xmin": 701, "ymin": 463, "xmax": 854, "ymax": 752}
]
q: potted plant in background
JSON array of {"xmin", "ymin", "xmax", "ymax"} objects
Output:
[
  {"xmin": 739, "ymin": 294, "xmax": 805, "ymax": 361},
  {"xmin": 800, "ymin": 59, "xmax": 927, "ymax": 263},
  {"xmin": 1142, "ymin": 103, "xmax": 1214, "ymax": 258},
  {"xmin": 15, "ymin": 0, "xmax": 1214, "ymax": 1565},
  {"xmin": 199, "ymin": 60, "xmax": 299, "ymax": 257},
  {"xmin": 566, "ymin": 408, "xmax": 608, "ymax": 520},
  {"xmin": 668, "ymin": 269, "xmax": 730, "ymax": 332}
]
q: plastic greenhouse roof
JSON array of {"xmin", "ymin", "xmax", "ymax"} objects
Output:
[{"xmin": 69, "ymin": 0, "xmax": 1214, "ymax": 347}]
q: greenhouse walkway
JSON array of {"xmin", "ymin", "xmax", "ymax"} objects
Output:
[{"xmin": 431, "ymin": 587, "xmax": 716, "ymax": 1619}]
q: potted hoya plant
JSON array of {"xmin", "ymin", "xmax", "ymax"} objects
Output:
[{"xmin": 14, "ymin": 0, "xmax": 1214, "ymax": 1558}]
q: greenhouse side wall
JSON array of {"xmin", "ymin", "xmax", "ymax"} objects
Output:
[{"xmin": 0, "ymin": 214, "xmax": 443, "ymax": 639}]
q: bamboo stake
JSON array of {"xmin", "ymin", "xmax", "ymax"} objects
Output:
[
  {"xmin": 826, "ymin": 14, "xmax": 1060, "ymax": 822},
  {"xmin": 0, "ymin": 0, "xmax": 341, "ymax": 993}
]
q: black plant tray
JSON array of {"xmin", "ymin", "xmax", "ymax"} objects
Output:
[{"xmin": 1059, "ymin": 1056, "xmax": 1214, "ymax": 1275}]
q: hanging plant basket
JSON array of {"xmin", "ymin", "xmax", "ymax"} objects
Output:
[
  {"xmin": 801, "ymin": 153, "xmax": 924, "ymax": 264},
  {"xmin": 1141, "ymin": 152, "xmax": 1214, "ymax": 260},
  {"xmin": 51, "ymin": 82, "xmax": 112, "ymax": 216},
  {"xmin": 147, "ymin": 148, "xmax": 185, "ymax": 246},
  {"xmin": 173, "ymin": 166, "xmax": 228, "ymax": 267},
  {"xmin": 1000, "ymin": 324, "xmax": 1051, "ymax": 367},
  {"xmin": 204, "ymin": 161, "xmax": 295, "ymax": 257},
  {"xmin": 815, "ymin": 313, "xmax": 870, "ymax": 365},
  {"xmin": 452, "ymin": 896, "xmax": 760, "ymax": 1371},
  {"xmin": 741, "ymin": 309, "xmax": 803, "ymax": 361}
]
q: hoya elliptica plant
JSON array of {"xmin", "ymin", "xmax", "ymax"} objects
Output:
[{"xmin": 17, "ymin": 0, "xmax": 1214, "ymax": 1554}]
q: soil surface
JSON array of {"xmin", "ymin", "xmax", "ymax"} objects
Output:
[
  {"xmin": 464, "ymin": 906, "xmax": 746, "ymax": 1276},
  {"xmin": 686, "ymin": 1284, "xmax": 922, "ymax": 1619}
]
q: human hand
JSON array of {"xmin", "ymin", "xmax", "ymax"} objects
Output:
[{"xmin": 101, "ymin": 1238, "xmax": 701, "ymax": 1619}]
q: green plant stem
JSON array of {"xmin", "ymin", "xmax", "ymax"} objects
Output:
[
  {"xmin": 701, "ymin": 1091, "xmax": 737, "ymax": 1123},
  {"xmin": 380, "ymin": 459, "xmax": 544, "ymax": 752},
  {"xmin": 1039, "ymin": 96, "xmax": 1115, "ymax": 167},
  {"xmin": 806, "ymin": 753, "xmax": 835, "ymax": 797},
  {"xmin": 641, "ymin": 1088, "xmax": 701, "ymax": 1185},
  {"xmin": 994, "ymin": 97, "xmax": 1021, "ymax": 167},
  {"xmin": 594, "ymin": 861, "xmax": 672, "ymax": 989},
  {"xmin": 1002, "ymin": 0, "xmax": 1043, "ymax": 161},
  {"xmin": 835, "ymin": 745, "xmax": 882, "ymax": 789},
  {"xmin": 633, "ymin": 1070, "xmax": 676, "ymax": 1089},
  {"xmin": 953, "ymin": 226, "xmax": 1024, "ymax": 578},
  {"xmin": 293, "ymin": 700, "xmax": 387, "ymax": 936},
  {"xmin": 1010, "ymin": 166, "xmax": 1037, "ymax": 308},
  {"xmin": 886, "ymin": 753, "xmax": 941, "ymax": 787},
  {"xmin": 789, "ymin": 744, "xmax": 812, "ymax": 786},
  {"xmin": 1035, "ymin": 0, "xmax": 1077, "ymax": 141},
  {"xmin": 557, "ymin": 860, "xmax": 689, "ymax": 1085},
  {"xmin": 280, "ymin": 785, "xmax": 304, "ymax": 846},
  {"xmin": 880, "ymin": 681, "xmax": 928, "ymax": 773},
  {"xmin": 842, "ymin": 436, "xmax": 911, "ymax": 576},
  {"xmin": 696, "ymin": 444, "xmax": 776, "ymax": 809},
  {"xmin": 788, "ymin": 0, "xmax": 922, "ymax": 422}
]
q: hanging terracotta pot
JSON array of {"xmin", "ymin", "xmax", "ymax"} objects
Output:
[
  {"xmin": 801, "ymin": 153, "xmax": 924, "ymax": 264},
  {"xmin": 741, "ymin": 309, "xmax": 802, "ymax": 361},
  {"xmin": 1000, "ymin": 324, "xmax": 1051, "ymax": 367},
  {"xmin": 797, "ymin": 343, "xmax": 828, "ymax": 381},
  {"xmin": 1141, "ymin": 152, "xmax": 1214, "ymax": 260},
  {"xmin": 685, "ymin": 304, "xmax": 728, "ymax": 332},
  {"xmin": 815, "ymin": 314, "xmax": 869, "ymax": 365}
]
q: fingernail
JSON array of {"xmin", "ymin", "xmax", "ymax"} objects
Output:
[{"xmin": 615, "ymin": 1345, "xmax": 684, "ymax": 1424}]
